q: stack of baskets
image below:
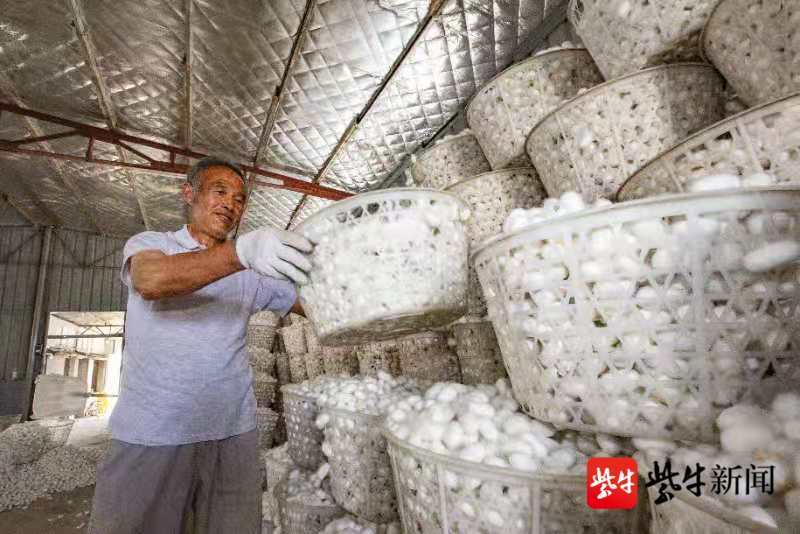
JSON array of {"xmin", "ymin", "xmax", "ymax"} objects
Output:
[
  {"xmin": 373, "ymin": 0, "xmax": 800, "ymax": 531},
  {"xmin": 395, "ymin": 331, "xmax": 461, "ymax": 383},
  {"xmin": 450, "ymin": 321, "xmax": 508, "ymax": 386},
  {"xmin": 355, "ymin": 341, "xmax": 401, "ymax": 377}
]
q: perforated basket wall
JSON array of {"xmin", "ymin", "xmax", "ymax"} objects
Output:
[
  {"xmin": 253, "ymin": 372, "xmax": 278, "ymax": 407},
  {"xmin": 289, "ymin": 353, "xmax": 309, "ymax": 383},
  {"xmin": 619, "ymin": 94, "xmax": 800, "ymax": 201},
  {"xmin": 409, "ymin": 131, "xmax": 491, "ymax": 190},
  {"xmin": 526, "ymin": 64, "xmax": 726, "ymax": 203},
  {"xmin": 446, "ymin": 168, "xmax": 548, "ymax": 318},
  {"xmin": 249, "ymin": 348, "xmax": 276, "ymax": 374},
  {"xmin": 647, "ymin": 485, "xmax": 778, "ymax": 533},
  {"xmin": 36, "ymin": 418, "xmax": 74, "ymax": 450},
  {"xmin": 451, "ymin": 321, "xmax": 509, "ymax": 385},
  {"xmin": 305, "ymin": 324, "xmax": 322, "ymax": 354},
  {"xmin": 256, "ymin": 407, "xmax": 279, "ymax": 450},
  {"xmin": 703, "ymin": 0, "xmax": 800, "ymax": 106},
  {"xmin": 278, "ymin": 479, "xmax": 346, "ymax": 534},
  {"xmin": 568, "ymin": 0, "xmax": 717, "ymax": 80},
  {"xmin": 282, "ymin": 387, "xmax": 326, "ymax": 470},
  {"xmin": 474, "ymin": 188, "xmax": 800, "ymax": 442},
  {"xmin": 247, "ymin": 324, "xmax": 277, "ymax": 350},
  {"xmin": 386, "ymin": 434, "xmax": 648, "ymax": 534},
  {"xmin": 280, "ymin": 324, "xmax": 308, "ymax": 355},
  {"xmin": 306, "ymin": 351, "xmax": 325, "ymax": 380},
  {"xmin": 275, "ymin": 352, "xmax": 292, "ymax": 385},
  {"xmin": 321, "ymin": 346, "xmax": 358, "ymax": 376},
  {"xmin": 356, "ymin": 341, "xmax": 402, "ymax": 377},
  {"xmin": 396, "ymin": 332, "xmax": 461, "ymax": 383},
  {"xmin": 298, "ymin": 189, "xmax": 470, "ymax": 346},
  {"xmin": 323, "ymin": 407, "xmax": 397, "ymax": 524},
  {"xmin": 467, "ymin": 49, "xmax": 604, "ymax": 170}
]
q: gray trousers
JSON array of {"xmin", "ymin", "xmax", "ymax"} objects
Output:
[{"xmin": 89, "ymin": 429, "xmax": 261, "ymax": 534}]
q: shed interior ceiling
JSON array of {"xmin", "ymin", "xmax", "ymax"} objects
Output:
[
  {"xmin": 0, "ymin": 0, "xmax": 575, "ymax": 237},
  {"xmin": 50, "ymin": 311, "xmax": 125, "ymax": 328}
]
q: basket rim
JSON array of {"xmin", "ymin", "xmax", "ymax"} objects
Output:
[
  {"xmin": 699, "ymin": 0, "xmax": 740, "ymax": 63},
  {"xmin": 617, "ymin": 91, "xmax": 800, "ymax": 200},
  {"xmin": 320, "ymin": 402, "xmax": 387, "ymax": 422},
  {"xmin": 443, "ymin": 166, "xmax": 540, "ymax": 191},
  {"xmin": 654, "ymin": 487, "xmax": 779, "ymax": 533},
  {"xmin": 383, "ymin": 428, "xmax": 585, "ymax": 485},
  {"xmin": 296, "ymin": 187, "xmax": 469, "ymax": 234},
  {"xmin": 413, "ymin": 129, "xmax": 481, "ymax": 164},
  {"xmin": 280, "ymin": 384, "xmax": 320, "ymax": 401},
  {"xmin": 471, "ymin": 185, "xmax": 800, "ymax": 262},
  {"xmin": 465, "ymin": 47, "xmax": 591, "ymax": 118},
  {"xmin": 524, "ymin": 62, "xmax": 720, "ymax": 150}
]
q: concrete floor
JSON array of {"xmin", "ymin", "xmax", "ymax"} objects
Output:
[
  {"xmin": 0, "ymin": 416, "xmax": 110, "ymax": 533},
  {"xmin": 0, "ymin": 485, "xmax": 94, "ymax": 534}
]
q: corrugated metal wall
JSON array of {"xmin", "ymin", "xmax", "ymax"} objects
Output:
[
  {"xmin": 0, "ymin": 227, "xmax": 43, "ymax": 383},
  {"xmin": 0, "ymin": 223, "xmax": 129, "ymax": 415},
  {"xmin": 47, "ymin": 229, "xmax": 128, "ymax": 312}
]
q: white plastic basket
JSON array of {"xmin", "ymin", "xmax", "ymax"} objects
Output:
[
  {"xmin": 647, "ymin": 485, "xmax": 779, "ymax": 534},
  {"xmin": 282, "ymin": 386, "xmax": 327, "ymax": 470},
  {"xmin": 446, "ymin": 168, "xmax": 548, "ymax": 317},
  {"xmin": 466, "ymin": 49, "xmax": 604, "ymax": 170},
  {"xmin": 36, "ymin": 417, "xmax": 74, "ymax": 450},
  {"xmin": 619, "ymin": 94, "xmax": 800, "ymax": 201},
  {"xmin": 321, "ymin": 346, "xmax": 358, "ymax": 376},
  {"xmin": 306, "ymin": 324, "xmax": 322, "ymax": 354},
  {"xmin": 526, "ymin": 64, "xmax": 726, "ymax": 203},
  {"xmin": 396, "ymin": 332, "xmax": 461, "ymax": 383},
  {"xmin": 289, "ymin": 353, "xmax": 309, "ymax": 383},
  {"xmin": 275, "ymin": 352, "xmax": 292, "ymax": 385},
  {"xmin": 278, "ymin": 478, "xmax": 346, "ymax": 534},
  {"xmin": 323, "ymin": 406, "xmax": 398, "ymax": 523},
  {"xmin": 386, "ymin": 433, "xmax": 648, "ymax": 533},
  {"xmin": 256, "ymin": 407, "xmax": 279, "ymax": 450},
  {"xmin": 303, "ymin": 323, "xmax": 322, "ymax": 358},
  {"xmin": 247, "ymin": 324, "xmax": 277, "ymax": 350},
  {"xmin": 280, "ymin": 324, "xmax": 308, "ymax": 355},
  {"xmin": 356, "ymin": 341, "xmax": 402, "ymax": 377},
  {"xmin": 473, "ymin": 188, "xmax": 800, "ymax": 442},
  {"xmin": 568, "ymin": 0, "xmax": 717, "ymax": 80},
  {"xmin": 249, "ymin": 347, "xmax": 276, "ymax": 374},
  {"xmin": 297, "ymin": 189, "xmax": 470, "ymax": 345},
  {"xmin": 306, "ymin": 351, "xmax": 325, "ymax": 380},
  {"xmin": 253, "ymin": 372, "xmax": 278, "ymax": 407},
  {"xmin": 703, "ymin": 0, "xmax": 800, "ymax": 106},
  {"xmin": 451, "ymin": 321, "xmax": 509, "ymax": 385},
  {"xmin": 409, "ymin": 131, "xmax": 491, "ymax": 190}
]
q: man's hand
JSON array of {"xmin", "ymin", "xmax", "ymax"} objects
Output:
[{"xmin": 235, "ymin": 228, "xmax": 313, "ymax": 284}]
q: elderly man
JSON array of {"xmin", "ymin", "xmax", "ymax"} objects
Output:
[{"xmin": 89, "ymin": 157, "xmax": 312, "ymax": 534}]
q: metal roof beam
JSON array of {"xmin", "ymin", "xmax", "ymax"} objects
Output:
[
  {"xmin": 0, "ymin": 103, "xmax": 350, "ymax": 201},
  {"xmin": 241, "ymin": 0, "xmax": 318, "ymax": 235},
  {"xmin": 183, "ymin": 0, "xmax": 194, "ymax": 149},
  {"xmin": 69, "ymin": 0, "xmax": 153, "ymax": 231},
  {"xmin": 284, "ymin": 0, "xmax": 448, "ymax": 229}
]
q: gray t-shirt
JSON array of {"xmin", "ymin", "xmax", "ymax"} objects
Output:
[{"xmin": 110, "ymin": 225, "xmax": 296, "ymax": 446}]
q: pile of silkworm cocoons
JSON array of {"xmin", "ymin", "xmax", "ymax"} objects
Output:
[
  {"xmin": 493, "ymin": 182, "xmax": 800, "ymax": 438},
  {"xmin": 314, "ymin": 373, "xmax": 422, "ymax": 417},
  {"xmin": 634, "ymin": 393, "xmax": 800, "ymax": 529},
  {"xmin": 384, "ymin": 380, "xmax": 631, "ymax": 474}
]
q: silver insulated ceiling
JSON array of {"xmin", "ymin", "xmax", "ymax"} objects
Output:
[{"xmin": 0, "ymin": 0, "xmax": 578, "ymax": 237}]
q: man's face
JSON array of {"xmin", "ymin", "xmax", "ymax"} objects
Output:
[{"xmin": 183, "ymin": 166, "xmax": 246, "ymax": 240}]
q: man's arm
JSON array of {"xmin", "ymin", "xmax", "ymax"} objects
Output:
[{"xmin": 130, "ymin": 241, "xmax": 242, "ymax": 300}]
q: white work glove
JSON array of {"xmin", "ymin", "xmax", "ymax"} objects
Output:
[{"xmin": 235, "ymin": 227, "xmax": 313, "ymax": 285}]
